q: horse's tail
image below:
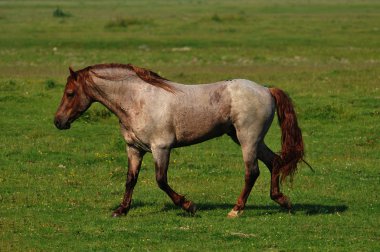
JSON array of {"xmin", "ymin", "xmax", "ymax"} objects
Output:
[{"xmin": 269, "ymin": 88, "xmax": 304, "ymax": 182}]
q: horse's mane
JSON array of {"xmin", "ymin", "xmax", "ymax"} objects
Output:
[{"xmin": 79, "ymin": 63, "xmax": 176, "ymax": 93}]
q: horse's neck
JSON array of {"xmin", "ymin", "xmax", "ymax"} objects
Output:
[{"xmin": 90, "ymin": 77, "xmax": 137, "ymax": 122}]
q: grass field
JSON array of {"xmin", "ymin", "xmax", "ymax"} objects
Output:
[{"xmin": 0, "ymin": 0, "xmax": 379, "ymax": 251}]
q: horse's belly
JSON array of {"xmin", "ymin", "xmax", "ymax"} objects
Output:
[{"xmin": 174, "ymin": 120, "xmax": 232, "ymax": 147}]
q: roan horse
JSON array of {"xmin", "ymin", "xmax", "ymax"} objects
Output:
[{"xmin": 54, "ymin": 63, "xmax": 305, "ymax": 218}]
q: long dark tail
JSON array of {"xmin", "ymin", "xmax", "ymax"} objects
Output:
[{"xmin": 269, "ymin": 88, "xmax": 304, "ymax": 182}]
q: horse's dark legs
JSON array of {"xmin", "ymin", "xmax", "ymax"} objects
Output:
[
  {"xmin": 152, "ymin": 147, "xmax": 196, "ymax": 214},
  {"xmin": 258, "ymin": 143, "xmax": 291, "ymax": 209},
  {"xmin": 228, "ymin": 145, "xmax": 260, "ymax": 218},
  {"xmin": 112, "ymin": 146, "xmax": 145, "ymax": 217}
]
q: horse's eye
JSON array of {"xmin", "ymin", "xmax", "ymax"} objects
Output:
[{"xmin": 66, "ymin": 90, "xmax": 75, "ymax": 97}]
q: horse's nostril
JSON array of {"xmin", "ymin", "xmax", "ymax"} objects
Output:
[
  {"xmin": 54, "ymin": 118, "xmax": 61, "ymax": 129},
  {"xmin": 54, "ymin": 117, "xmax": 71, "ymax": 130}
]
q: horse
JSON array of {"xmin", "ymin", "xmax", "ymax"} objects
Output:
[{"xmin": 54, "ymin": 63, "xmax": 305, "ymax": 218}]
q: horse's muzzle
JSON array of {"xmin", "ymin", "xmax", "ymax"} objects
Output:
[{"xmin": 54, "ymin": 117, "xmax": 71, "ymax": 130}]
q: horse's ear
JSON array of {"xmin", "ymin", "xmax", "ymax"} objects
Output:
[{"xmin": 69, "ymin": 66, "xmax": 78, "ymax": 80}]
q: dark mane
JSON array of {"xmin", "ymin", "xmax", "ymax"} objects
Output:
[{"xmin": 79, "ymin": 63, "xmax": 176, "ymax": 93}]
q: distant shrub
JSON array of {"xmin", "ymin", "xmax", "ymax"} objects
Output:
[
  {"xmin": 369, "ymin": 109, "xmax": 379, "ymax": 117},
  {"xmin": 211, "ymin": 13, "xmax": 246, "ymax": 23},
  {"xmin": 45, "ymin": 79, "xmax": 56, "ymax": 90},
  {"xmin": 0, "ymin": 80, "xmax": 17, "ymax": 91},
  {"xmin": 211, "ymin": 14, "xmax": 222, "ymax": 22},
  {"xmin": 105, "ymin": 17, "xmax": 152, "ymax": 29},
  {"xmin": 53, "ymin": 7, "xmax": 71, "ymax": 18}
]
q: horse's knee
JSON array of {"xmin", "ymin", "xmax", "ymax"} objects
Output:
[
  {"xmin": 155, "ymin": 173, "xmax": 167, "ymax": 190},
  {"xmin": 245, "ymin": 166, "xmax": 260, "ymax": 185},
  {"xmin": 127, "ymin": 170, "xmax": 138, "ymax": 181},
  {"xmin": 125, "ymin": 171, "xmax": 139, "ymax": 189}
]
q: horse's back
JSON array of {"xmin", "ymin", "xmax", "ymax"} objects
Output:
[{"xmin": 170, "ymin": 78, "xmax": 274, "ymax": 123}]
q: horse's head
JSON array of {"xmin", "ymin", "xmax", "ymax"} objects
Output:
[{"xmin": 54, "ymin": 67, "xmax": 92, "ymax": 130}]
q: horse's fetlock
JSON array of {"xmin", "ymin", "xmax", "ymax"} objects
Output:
[
  {"xmin": 182, "ymin": 200, "xmax": 196, "ymax": 214},
  {"xmin": 157, "ymin": 182, "xmax": 166, "ymax": 190},
  {"xmin": 270, "ymin": 192, "xmax": 283, "ymax": 201}
]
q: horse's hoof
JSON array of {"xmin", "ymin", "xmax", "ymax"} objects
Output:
[
  {"xmin": 280, "ymin": 196, "xmax": 292, "ymax": 210},
  {"xmin": 284, "ymin": 202, "xmax": 292, "ymax": 210},
  {"xmin": 112, "ymin": 206, "xmax": 128, "ymax": 217},
  {"xmin": 183, "ymin": 201, "xmax": 197, "ymax": 214},
  {"xmin": 112, "ymin": 210, "xmax": 126, "ymax": 218},
  {"xmin": 227, "ymin": 209, "xmax": 243, "ymax": 218},
  {"xmin": 112, "ymin": 212, "xmax": 122, "ymax": 218}
]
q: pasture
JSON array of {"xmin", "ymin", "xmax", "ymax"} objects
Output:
[{"xmin": 0, "ymin": 0, "xmax": 379, "ymax": 250}]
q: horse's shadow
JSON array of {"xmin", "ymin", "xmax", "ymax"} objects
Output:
[
  {"xmin": 192, "ymin": 202, "xmax": 348, "ymax": 216},
  {"xmin": 125, "ymin": 201, "xmax": 348, "ymax": 217}
]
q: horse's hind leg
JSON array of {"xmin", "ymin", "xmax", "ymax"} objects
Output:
[
  {"xmin": 113, "ymin": 146, "xmax": 145, "ymax": 217},
  {"xmin": 258, "ymin": 143, "xmax": 291, "ymax": 209},
  {"xmin": 228, "ymin": 143, "xmax": 260, "ymax": 218},
  {"xmin": 152, "ymin": 147, "xmax": 196, "ymax": 214}
]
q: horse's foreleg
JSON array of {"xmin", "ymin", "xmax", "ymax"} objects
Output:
[
  {"xmin": 152, "ymin": 147, "xmax": 196, "ymax": 214},
  {"xmin": 112, "ymin": 146, "xmax": 145, "ymax": 217},
  {"xmin": 228, "ymin": 145, "xmax": 260, "ymax": 218},
  {"xmin": 258, "ymin": 143, "xmax": 291, "ymax": 209}
]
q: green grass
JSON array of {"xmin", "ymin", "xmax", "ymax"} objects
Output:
[{"xmin": 0, "ymin": 0, "xmax": 379, "ymax": 251}]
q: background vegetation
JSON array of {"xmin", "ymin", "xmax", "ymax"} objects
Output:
[{"xmin": 0, "ymin": 0, "xmax": 379, "ymax": 250}]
